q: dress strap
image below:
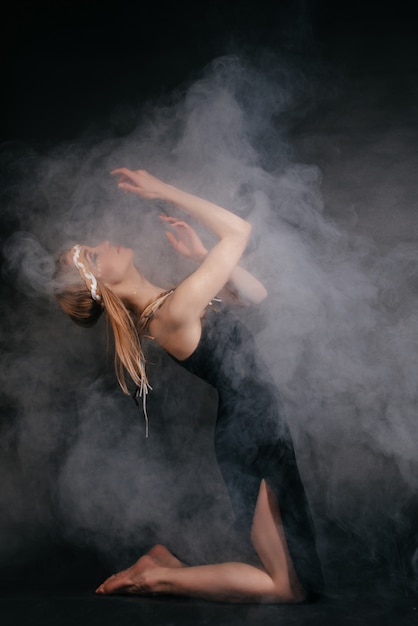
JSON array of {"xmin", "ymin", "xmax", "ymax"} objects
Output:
[{"xmin": 137, "ymin": 289, "xmax": 175, "ymax": 336}]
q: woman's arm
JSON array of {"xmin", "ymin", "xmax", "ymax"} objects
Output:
[
  {"xmin": 159, "ymin": 215, "xmax": 267, "ymax": 305},
  {"xmin": 112, "ymin": 169, "xmax": 250, "ymax": 242},
  {"xmin": 218, "ymin": 266, "xmax": 268, "ymax": 305},
  {"xmin": 111, "ymin": 169, "xmax": 252, "ymax": 319}
]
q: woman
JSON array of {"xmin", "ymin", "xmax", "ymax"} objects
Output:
[{"xmin": 54, "ymin": 168, "xmax": 323, "ymax": 603}]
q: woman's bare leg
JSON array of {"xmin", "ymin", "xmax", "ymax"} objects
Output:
[
  {"xmin": 250, "ymin": 480, "xmax": 306, "ymax": 601},
  {"xmin": 96, "ymin": 480, "xmax": 306, "ymax": 603}
]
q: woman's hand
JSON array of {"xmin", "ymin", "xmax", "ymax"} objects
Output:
[
  {"xmin": 159, "ymin": 215, "xmax": 208, "ymax": 263},
  {"xmin": 111, "ymin": 168, "xmax": 168, "ymax": 199}
]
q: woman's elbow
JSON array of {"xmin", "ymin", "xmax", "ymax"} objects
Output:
[
  {"xmin": 242, "ymin": 221, "xmax": 252, "ymax": 241},
  {"xmin": 253, "ymin": 284, "xmax": 268, "ymax": 304},
  {"xmin": 242, "ymin": 281, "xmax": 268, "ymax": 306}
]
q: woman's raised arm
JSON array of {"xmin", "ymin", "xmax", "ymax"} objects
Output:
[
  {"xmin": 160, "ymin": 215, "xmax": 267, "ymax": 305},
  {"xmin": 111, "ymin": 168, "xmax": 250, "ymax": 243},
  {"xmin": 111, "ymin": 168, "xmax": 253, "ymax": 319}
]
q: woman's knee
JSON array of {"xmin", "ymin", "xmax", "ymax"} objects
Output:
[{"xmin": 267, "ymin": 577, "xmax": 307, "ymax": 604}]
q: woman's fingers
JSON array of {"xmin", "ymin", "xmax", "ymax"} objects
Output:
[
  {"xmin": 110, "ymin": 167, "xmax": 130, "ymax": 176},
  {"xmin": 118, "ymin": 182, "xmax": 140, "ymax": 194},
  {"xmin": 165, "ymin": 231, "xmax": 179, "ymax": 248},
  {"xmin": 110, "ymin": 167, "xmax": 144, "ymax": 180},
  {"xmin": 160, "ymin": 216, "xmax": 191, "ymax": 237},
  {"xmin": 158, "ymin": 214, "xmax": 174, "ymax": 222},
  {"xmin": 159, "ymin": 215, "xmax": 188, "ymax": 228},
  {"xmin": 110, "ymin": 168, "xmax": 134, "ymax": 185},
  {"xmin": 111, "ymin": 168, "xmax": 163, "ymax": 198}
]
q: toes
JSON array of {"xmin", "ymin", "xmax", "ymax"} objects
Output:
[
  {"xmin": 96, "ymin": 553, "xmax": 163, "ymax": 596},
  {"xmin": 95, "ymin": 570, "xmax": 132, "ymax": 595}
]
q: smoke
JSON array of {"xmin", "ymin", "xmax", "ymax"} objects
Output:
[{"xmin": 1, "ymin": 52, "xmax": 417, "ymax": 593}]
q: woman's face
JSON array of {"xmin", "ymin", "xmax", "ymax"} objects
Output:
[{"xmin": 67, "ymin": 241, "xmax": 134, "ymax": 286}]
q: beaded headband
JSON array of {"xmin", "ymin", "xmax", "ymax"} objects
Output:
[{"xmin": 71, "ymin": 244, "xmax": 102, "ymax": 303}]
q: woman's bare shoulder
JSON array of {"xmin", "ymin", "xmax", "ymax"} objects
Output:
[{"xmin": 148, "ymin": 311, "xmax": 202, "ymax": 361}]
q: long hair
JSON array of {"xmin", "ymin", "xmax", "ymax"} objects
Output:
[{"xmin": 53, "ymin": 254, "xmax": 148, "ymax": 394}]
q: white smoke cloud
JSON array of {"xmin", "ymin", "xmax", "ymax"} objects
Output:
[{"xmin": 1, "ymin": 53, "xmax": 417, "ymax": 591}]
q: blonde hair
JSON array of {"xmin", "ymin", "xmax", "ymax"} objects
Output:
[{"xmin": 53, "ymin": 254, "xmax": 148, "ymax": 395}]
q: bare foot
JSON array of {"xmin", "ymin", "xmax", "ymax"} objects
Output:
[
  {"xmin": 147, "ymin": 544, "xmax": 187, "ymax": 569},
  {"xmin": 96, "ymin": 553, "xmax": 163, "ymax": 595},
  {"xmin": 95, "ymin": 545, "xmax": 185, "ymax": 596}
]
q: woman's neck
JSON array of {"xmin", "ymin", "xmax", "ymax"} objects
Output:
[
  {"xmin": 130, "ymin": 284, "xmax": 168, "ymax": 314},
  {"xmin": 115, "ymin": 268, "xmax": 166, "ymax": 314}
]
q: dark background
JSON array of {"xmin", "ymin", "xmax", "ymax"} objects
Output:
[
  {"xmin": 1, "ymin": 0, "xmax": 415, "ymax": 146},
  {"xmin": 1, "ymin": 0, "xmax": 418, "ymax": 603}
]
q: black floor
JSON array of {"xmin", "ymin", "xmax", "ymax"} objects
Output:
[{"xmin": 1, "ymin": 590, "xmax": 417, "ymax": 626}]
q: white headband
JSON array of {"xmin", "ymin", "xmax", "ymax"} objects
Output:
[{"xmin": 72, "ymin": 244, "xmax": 102, "ymax": 303}]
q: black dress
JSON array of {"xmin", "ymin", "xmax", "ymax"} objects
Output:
[{"xmin": 168, "ymin": 301, "xmax": 324, "ymax": 597}]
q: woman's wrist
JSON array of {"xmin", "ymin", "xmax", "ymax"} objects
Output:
[
  {"xmin": 193, "ymin": 250, "xmax": 208, "ymax": 263},
  {"xmin": 158, "ymin": 182, "xmax": 182, "ymax": 203}
]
